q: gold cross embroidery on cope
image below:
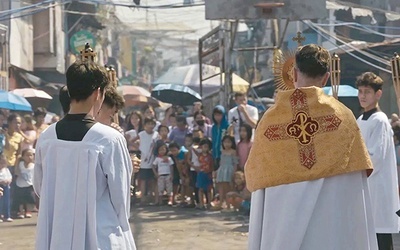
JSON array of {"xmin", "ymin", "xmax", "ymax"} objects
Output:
[{"xmin": 264, "ymin": 89, "xmax": 342, "ymax": 168}]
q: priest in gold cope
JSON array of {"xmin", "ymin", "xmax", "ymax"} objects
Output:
[{"xmin": 245, "ymin": 44, "xmax": 378, "ymax": 250}]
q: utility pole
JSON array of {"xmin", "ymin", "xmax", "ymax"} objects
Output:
[{"xmin": 223, "ymin": 21, "xmax": 231, "ymax": 108}]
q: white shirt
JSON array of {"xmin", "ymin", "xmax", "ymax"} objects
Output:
[
  {"xmin": 138, "ymin": 130, "xmax": 159, "ymax": 169},
  {"xmin": 153, "ymin": 157, "xmax": 174, "ymax": 175},
  {"xmin": 357, "ymin": 111, "xmax": 400, "ymax": 233},
  {"xmin": 16, "ymin": 161, "xmax": 34, "ymax": 188},
  {"xmin": 228, "ymin": 104, "xmax": 259, "ymax": 142},
  {"xmin": 34, "ymin": 123, "xmax": 136, "ymax": 250},
  {"xmin": 190, "ymin": 147, "xmax": 201, "ymax": 171},
  {"xmin": 125, "ymin": 129, "xmax": 137, "ymax": 139},
  {"xmin": 0, "ymin": 167, "xmax": 12, "ymax": 183}
]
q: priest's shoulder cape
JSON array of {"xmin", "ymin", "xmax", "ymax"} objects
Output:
[{"xmin": 245, "ymin": 87, "xmax": 372, "ymax": 192}]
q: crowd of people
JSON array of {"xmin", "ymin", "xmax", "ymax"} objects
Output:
[
  {"xmin": 0, "ymin": 108, "xmax": 50, "ymax": 222},
  {"xmin": 0, "ymin": 90, "xmax": 259, "ymax": 223},
  {"xmin": 123, "ymin": 94, "xmax": 256, "ymax": 212}
]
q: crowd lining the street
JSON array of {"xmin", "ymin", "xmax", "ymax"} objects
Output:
[{"xmin": 0, "ymin": 91, "xmax": 259, "ymax": 223}]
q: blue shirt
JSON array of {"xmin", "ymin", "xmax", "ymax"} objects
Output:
[{"xmin": 178, "ymin": 146, "xmax": 188, "ymax": 161}]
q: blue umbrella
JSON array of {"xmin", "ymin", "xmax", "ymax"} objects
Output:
[
  {"xmin": 151, "ymin": 84, "xmax": 201, "ymax": 106},
  {"xmin": 0, "ymin": 90, "xmax": 32, "ymax": 111},
  {"xmin": 322, "ymin": 85, "xmax": 358, "ymax": 97}
]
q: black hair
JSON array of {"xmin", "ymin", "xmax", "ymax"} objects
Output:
[
  {"xmin": 143, "ymin": 117, "xmax": 156, "ymax": 125},
  {"xmin": 59, "ymin": 85, "xmax": 70, "ymax": 114},
  {"xmin": 103, "ymin": 87, "xmax": 125, "ymax": 111},
  {"xmin": 34, "ymin": 107, "xmax": 47, "ymax": 117},
  {"xmin": 199, "ymin": 138, "xmax": 212, "ymax": 149},
  {"xmin": 142, "ymin": 104, "xmax": 157, "ymax": 119},
  {"xmin": 66, "ymin": 60, "xmax": 109, "ymax": 102},
  {"xmin": 168, "ymin": 142, "xmax": 180, "ymax": 150},
  {"xmin": 7, "ymin": 113, "xmax": 20, "ymax": 123},
  {"xmin": 126, "ymin": 111, "xmax": 143, "ymax": 132},
  {"xmin": 213, "ymin": 107, "xmax": 223, "ymax": 115},
  {"xmin": 355, "ymin": 72, "xmax": 383, "ymax": 92},
  {"xmin": 239, "ymin": 123, "xmax": 253, "ymax": 142},
  {"xmin": 222, "ymin": 135, "xmax": 236, "ymax": 150},
  {"xmin": 185, "ymin": 133, "xmax": 193, "ymax": 139},
  {"xmin": 154, "ymin": 140, "xmax": 168, "ymax": 156},
  {"xmin": 295, "ymin": 44, "xmax": 330, "ymax": 78},
  {"xmin": 193, "ymin": 110, "xmax": 206, "ymax": 120},
  {"xmin": 158, "ymin": 124, "xmax": 169, "ymax": 133},
  {"xmin": 176, "ymin": 115, "xmax": 187, "ymax": 125}
]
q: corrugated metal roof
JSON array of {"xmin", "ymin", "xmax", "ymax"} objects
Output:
[{"xmin": 326, "ymin": 1, "xmax": 400, "ymax": 22}]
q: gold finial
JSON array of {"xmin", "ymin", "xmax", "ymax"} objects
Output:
[
  {"xmin": 330, "ymin": 53, "xmax": 341, "ymax": 99},
  {"xmin": 391, "ymin": 52, "xmax": 400, "ymax": 82},
  {"xmin": 80, "ymin": 42, "xmax": 96, "ymax": 61},
  {"xmin": 391, "ymin": 52, "xmax": 400, "ymax": 111},
  {"xmin": 292, "ymin": 32, "xmax": 305, "ymax": 47},
  {"xmin": 105, "ymin": 65, "xmax": 117, "ymax": 87}
]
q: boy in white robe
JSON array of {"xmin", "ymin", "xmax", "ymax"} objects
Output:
[
  {"xmin": 33, "ymin": 61, "xmax": 136, "ymax": 250},
  {"xmin": 356, "ymin": 72, "xmax": 400, "ymax": 249},
  {"xmin": 245, "ymin": 44, "xmax": 378, "ymax": 250}
]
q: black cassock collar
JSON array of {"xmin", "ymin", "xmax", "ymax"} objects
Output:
[{"xmin": 361, "ymin": 108, "xmax": 378, "ymax": 121}]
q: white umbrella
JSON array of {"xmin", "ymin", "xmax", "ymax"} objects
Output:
[{"xmin": 11, "ymin": 88, "xmax": 52, "ymax": 99}]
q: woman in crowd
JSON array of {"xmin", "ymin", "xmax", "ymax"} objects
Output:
[
  {"xmin": 142, "ymin": 105, "xmax": 161, "ymax": 131},
  {"xmin": 161, "ymin": 107, "xmax": 176, "ymax": 128},
  {"xmin": 193, "ymin": 111, "xmax": 212, "ymax": 139},
  {"xmin": 125, "ymin": 111, "xmax": 144, "ymax": 154},
  {"xmin": 20, "ymin": 115, "xmax": 37, "ymax": 151},
  {"xmin": 4, "ymin": 114, "xmax": 23, "ymax": 176}
]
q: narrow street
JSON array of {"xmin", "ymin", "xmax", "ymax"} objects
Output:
[
  {"xmin": 3, "ymin": 206, "xmax": 400, "ymax": 250},
  {"xmin": 0, "ymin": 206, "xmax": 248, "ymax": 250}
]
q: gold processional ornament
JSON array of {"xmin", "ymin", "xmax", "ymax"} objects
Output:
[
  {"xmin": 391, "ymin": 52, "xmax": 400, "ymax": 111},
  {"xmin": 273, "ymin": 32, "xmax": 341, "ymax": 99},
  {"xmin": 330, "ymin": 53, "xmax": 341, "ymax": 100},
  {"xmin": 80, "ymin": 42, "xmax": 97, "ymax": 62},
  {"xmin": 273, "ymin": 32, "xmax": 305, "ymax": 90}
]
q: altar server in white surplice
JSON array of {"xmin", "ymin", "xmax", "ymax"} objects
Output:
[
  {"xmin": 356, "ymin": 72, "xmax": 400, "ymax": 250},
  {"xmin": 33, "ymin": 61, "xmax": 136, "ymax": 250},
  {"xmin": 245, "ymin": 44, "xmax": 378, "ymax": 250}
]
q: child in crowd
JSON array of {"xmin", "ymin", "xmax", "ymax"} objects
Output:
[
  {"xmin": 211, "ymin": 105, "xmax": 229, "ymax": 171},
  {"xmin": 186, "ymin": 133, "xmax": 201, "ymax": 208},
  {"xmin": 133, "ymin": 118, "xmax": 159, "ymax": 205},
  {"xmin": 152, "ymin": 141, "xmax": 174, "ymax": 205},
  {"xmin": 237, "ymin": 124, "xmax": 253, "ymax": 170},
  {"xmin": 14, "ymin": 148, "xmax": 35, "ymax": 219},
  {"xmin": 168, "ymin": 142, "xmax": 186, "ymax": 205},
  {"xmin": 196, "ymin": 138, "xmax": 213, "ymax": 210},
  {"xmin": 226, "ymin": 171, "xmax": 251, "ymax": 214},
  {"xmin": 0, "ymin": 153, "xmax": 12, "ymax": 222},
  {"xmin": 158, "ymin": 125, "xmax": 170, "ymax": 145},
  {"xmin": 216, "ymin": 135, "xmax": 238, "ymax": 209}
]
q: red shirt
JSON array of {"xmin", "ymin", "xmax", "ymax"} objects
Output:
[{"xmin": 199, "ymin": 153, "xmax": 213, "ymax": 173}]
